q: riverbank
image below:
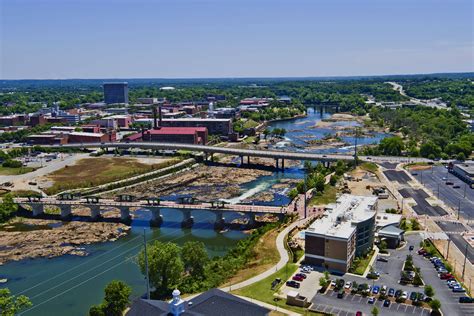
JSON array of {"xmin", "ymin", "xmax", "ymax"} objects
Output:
[{"xmin": 0, "ymin": 217, "xmax": 130, "ymax": 264}]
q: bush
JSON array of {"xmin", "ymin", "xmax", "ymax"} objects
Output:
[{"xmin": 2, "ymin": 159, "xmax": 22, "ymax": 168}]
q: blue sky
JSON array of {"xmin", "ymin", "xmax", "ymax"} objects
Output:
[{"xmin": 1, "ymin": 0, "xmax": 473, "ymax": 79}]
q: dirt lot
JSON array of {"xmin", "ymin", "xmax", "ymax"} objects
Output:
[{"xmin": 42, "ymin": 157, "xmax": 175, "ymax": 195}]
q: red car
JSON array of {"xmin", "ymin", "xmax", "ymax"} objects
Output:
[
  {"xmin": 292, "ymin": 275, "xmax": 304, "ymax": 282},
  {"xmin": 418, "ymin": 249, "xmax": 427, "ymax": 255},
  {"xmin": 356, "ymin": 312, "xmax": 363, "ymax": 316},
  {"xmin": 440, "ymin": 273, "xmax": 453, "ymax": 280}
]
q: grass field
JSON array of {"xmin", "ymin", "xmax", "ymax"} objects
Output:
[
  {"xmin": 222, "ymin": 227, "xmax": 281, "ymax": 287},
  {"xmin": 359, "ymin": 162, "xmax": 378, "ymax": 173},
  {"xmin": 350, "ymin": 249, "xmax": 375, "ymax": 275},
  {"xmin": 309, "ymin": 185, "xmax": 337, "ymax": 206},
  {"xmin": 44, "ymin": 157, "xmax": 176, "ymax": 195},
  {"xmin": 0, "ymin": 166, "xmax": 36, "ymax": 175}
]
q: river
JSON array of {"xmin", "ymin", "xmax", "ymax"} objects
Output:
[{"xmin": 0, "ymin": 106, "xmax": 388, "ymax": 315}]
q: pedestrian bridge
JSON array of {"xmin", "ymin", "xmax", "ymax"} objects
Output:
[{"xmin": 14, "ymin": 196, "xmax": 287, "ymax": 229}]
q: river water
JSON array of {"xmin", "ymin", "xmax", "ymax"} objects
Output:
[{"xmin": 0, "ymin": 107, "xmax": 387, "ymax": 316}]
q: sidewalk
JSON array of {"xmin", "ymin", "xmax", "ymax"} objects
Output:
[{"xmin": 220, "ymin": 216, "xmax": 313, "ymax": 292}]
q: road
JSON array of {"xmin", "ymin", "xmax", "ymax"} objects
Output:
[
  {"xmin": 411, "ymin": 166, "xmax": 474, "ymax": 220},
  {"xmin": 0, "ymin": 153, "xmax": 89, "ymax": 193},
  {"xmin": 38, "ymin": 142, "xmax": 445, "ymax": 164},
  {"xmin": 386, "ymin": 82, "xmax": 448, "ymax": 109}
]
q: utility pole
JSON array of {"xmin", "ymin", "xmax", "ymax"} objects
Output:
[
  {"xmin": 143, "ymin": 229, "xmax": 150, "ymax": 300},
  {"xmin": 458, "ymin": 200, "xmax": 461, "ymax": 220},
  {"xmin": 462, "ymin": 242, "xmax": 469, "ymax": 282}
]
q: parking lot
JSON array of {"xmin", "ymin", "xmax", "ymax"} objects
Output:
[
  {"xmin": 310, "ymin": 234, "xmax": 472, "ymax": 316},
  {"xmin": 384, "ymin": 170, "xmax": 412, "ymax": 184},
  {"xmin": 310, "ymin": 290, "xmax": 430, "ymax": 316},
  {"xmin": 411, "ymin": 165, "xmax": 474, "ymax": 220},
  {"xmin": 399, "ymin": 187, "xmax": 447, "ymax": 216}
]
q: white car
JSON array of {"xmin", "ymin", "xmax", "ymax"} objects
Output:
[
  {"xmin": 330, "ymin": 280, "xmax": 337, "ymax": 287},
  {"xmin": 344, "ymin": 281, "xmax": 352, "ymax": 289},
  {"xmin": 401, "ymin": 291, "xmax": 408, "ymax": 300}
]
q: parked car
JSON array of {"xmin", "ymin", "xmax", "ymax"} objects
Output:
[
  {"xmin": 337, "ymin": 290, "xmax": 345, "ymax": 299},
  {"xmin": 410, "ymin": 292, "xmax": 418, "ymax": 301},
  {"xmin": 446, "ymin": 181, "xmax": 454, "ymax": 185},
  {"xmin": 417, "ymin": 293, "xmax": 425, "ymax": 302},
  {"xmin": 409, "ymin": 245, "xmax": 414, "ymax": 251},
  {"xmin": 383, "ymin": 299, "xmax": 391, "ymax": 307},
  {"xmin": 368, "ymin": 297, "xmax": 376, "ymax": 304},
  {"xmin": 330, "ymin": 280, "xmax": 337, "ymax": 287},
  {"xmin": 395, "ymin": 290, "xmax": 402, "ymax": 298},
  {"xmin": 344, "ymin": 281, "xmax": 352, "ymax": 289},
  {"xmin": 440, "ymin": 273, "xmax": 453, "ymax": 280},
  {"xmin": 356, "ymin": 312, "xmax": 363, "ymax": 316},
  {"xmin": 292, "ymin": 275, "xmax": 304, "ymax": 282},
  {"xmin": 286, "ymin": 280, "xmax": 300, "ymax": 288},
  {"xmin": 295, "ymin": 273, "xmax": 307, "ymax": 279},
  {"xmin": 372, "ymin": 285, "xmax": 380, "ymax": 294},
  {"xmin": 453, "ymin": 185, "xmax": 461, "ymax": 189},
  {"xmin": 377, "ymin": 257, "xmax": 388, "ymax": 262},
  {"xmin": 459, "ymin": 297, "xmax": 474, "ymax": 303},
  {"xmin": 453, "ymin": 286, "xmax": 466, "ymax": 293},
  {"xmin": 401, "ymin": 291, "xmax": 408, "ymax": 300},
  {"xmin": 418, "ymin": 249, "xmax": 427, "ymax": 255},
  {"xmin": 388, "ymin": 288, "xmax": 395, "ymax": 297},
  {"xmin": 448, "ymin": 282, "xmax": 460, "ymax": 289}
]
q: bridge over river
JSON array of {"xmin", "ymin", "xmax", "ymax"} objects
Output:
[
  {"xmin": 39, "ymin": 142, "xmax": 435, "ymax": 168},
  {"xmin": 15, "ymin": 196, "xmax": 287, "ymax": 229}
]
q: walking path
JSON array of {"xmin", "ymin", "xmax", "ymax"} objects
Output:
[{"xmin": 220, "ymin": 215, "xmax": 314, "ymax": 292}]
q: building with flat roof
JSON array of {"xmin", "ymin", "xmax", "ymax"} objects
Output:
[
  {"xmin": 449, "ymin": 162, "xmax": 474, "ymax": 187},
  {"xmin": 127, "ymin": 127, "xmax": 208, "ymax": 145},
  {"xmin": 103, "ymin": 82, "xmax": 129, "ymax": 104},
  {"xmin": 304, "ymin": 194, "xmax": 377, "ymax": 273},
  {"xmin": 159, "ymin": 118, "xmax": 233, "ymax": 136}
]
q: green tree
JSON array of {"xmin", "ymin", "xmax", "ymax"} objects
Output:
[
  {"xmin": 420, "ymin": 141, "xmax": 442, "ymax": 158},
  {"xmin": 411, "ymin": 219, "xmax": 421, "ymax": 231},
  {"xmin": 429, "ymin": 299, "xmax": 441, "ymax": 311},
  {"xmin": 0, "ymin": 194, "xmax": 18, "ymax": 223},
  {"xmin": 88, "ymin": 305, "xmax": 105, "ymax": 316},
  {"xmin": 379, "ymin": 136, "xmax": 404, "ymax": 156},
  {"xmin": 0, "ymin": 288, "xmax": 32, "ymax": 316},
  {"xmin": 138, "ymin": 241, "xmax": 184, "ymax": 295},
  {"xmin": 103, "ymin": 280, "xmax": 131, "ymax": 316},
  {"xmin": 424, "ymin": 285, "xmax": 435, "ymax": 297},
  {"xmin": 371, "ymin": 306, "xmax": 379, "ymax": 316},
  {"xmin": 181, "ymin": 241, "xmax": 209, "ymax": 277}
]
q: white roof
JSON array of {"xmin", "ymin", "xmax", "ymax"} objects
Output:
[
  {"xmin": 306, "ymin": 194, "xmax": 377, "ymax": 239},
  {"xmin": 69, "ymin": 132, "xmax": 104, "ymax": 137}
]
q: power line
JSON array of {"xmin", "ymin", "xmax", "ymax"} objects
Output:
[{"xmin": 18, "ymin": 211, "xmax": 225, "ymax": 314}]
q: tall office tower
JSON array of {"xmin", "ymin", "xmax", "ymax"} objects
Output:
[{"xmin": 103, "ymin": 82, "xmax": 129, "ymax": 104}]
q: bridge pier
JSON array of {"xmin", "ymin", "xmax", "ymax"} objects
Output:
[
  {"xmin": 90, "ymin": 205, "xmax": 102, "ymax": 221},
  {"xmin": 119, "ymin": 207, "xmax": 132, "ymax": 224},
  {"xmin": 281, "ymin": 158, "xmax": 285, "ymax": 170},
  {"xmin": 214, "ymin": 210, "xmax": 226, "ymax": 230},
  {"xmin": 240, "ymin": 155, "xmax": 244, "ymax": 166},
  {"xmin": 247, "ymin": 156, "xmax": 250, "ymax": 165},
  {"xmin": 31, "ymin": 204, "xmax": 44, "ymax": 217},
  {"xmin": 150, "ymin": 208, "xmax": 163, "ymax": 227},
  {"xmin": 181, "ymin": 209, "xmax": 194, "ymax": 228},
  {"xmin": 60, "ymin": 204, "xmax": 72, "ymax": 220},
  {"xmin": 275, "ymin": 158, "xmax": 279, "ymax": 170},
  {"xmin": 247, "ymin": 213, "xmax": 256, "ymax": 228}
]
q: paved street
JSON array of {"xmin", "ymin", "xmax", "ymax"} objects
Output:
[
  {"xmin": 399, "ymin": 188, "xmax": 447, "ymax": 216},
  {"xmin": 411, "ymin": 165, "xmax": 474, "ymax": 220}
]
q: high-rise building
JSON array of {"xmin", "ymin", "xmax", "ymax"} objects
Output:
[{"xmin": 103, "ymin": 82, "xmax": 129, "ymax": 104}]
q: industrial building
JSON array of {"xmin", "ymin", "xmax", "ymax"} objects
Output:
[
  {"xmin": 127, "ymin": 127, "xmax": 208, "ymax": 145},
  {"xmin": 304, "ymin": 194, "xmax": 377, "ymax": 273},
  {"xmin": 449, "ymin": 162, "xmax": 474, "ymax": 187},
  {"xmin": 103, "ymin": 82, "xmax": 129, "ymax": 104},
  {"xmin": 159, "ymin": 118, "xmax": 233, "ymax": 136}
]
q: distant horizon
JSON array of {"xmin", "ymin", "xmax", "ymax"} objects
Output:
[{"xmin": 2, "ymin": 71, "xmax": 473, "ymax": 82}]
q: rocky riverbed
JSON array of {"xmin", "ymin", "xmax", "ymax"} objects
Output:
[{"xmin": 0, "ymin": 218, "xmax": 130, "ymax": 264}]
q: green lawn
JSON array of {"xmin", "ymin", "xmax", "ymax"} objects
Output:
[
  {"xmin": 309, "ymin": 185, "xmax": 337, "ymax": 206},
  {"xmin": 350, "ymin": 250, "xmax": 375, "ymax": 275},
  {"xmin": 0, "ymin": 166, "xmax": 36, "ymax": 175},
  {"xmin": 233, "ymin": 263, "xmax": 325, "ymax": 315},
  {"xmin": 359, "ymin": 162, "xmax": 378, "ymax": 173}
]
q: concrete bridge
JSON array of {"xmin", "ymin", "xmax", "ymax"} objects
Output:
[
  {"xmin": 37, "ymin": 142, "xmax": 435, "ymax": 168},
  {"xmin": 15, "ymin": 197, "xmax": 286, "ymax": 229}
]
